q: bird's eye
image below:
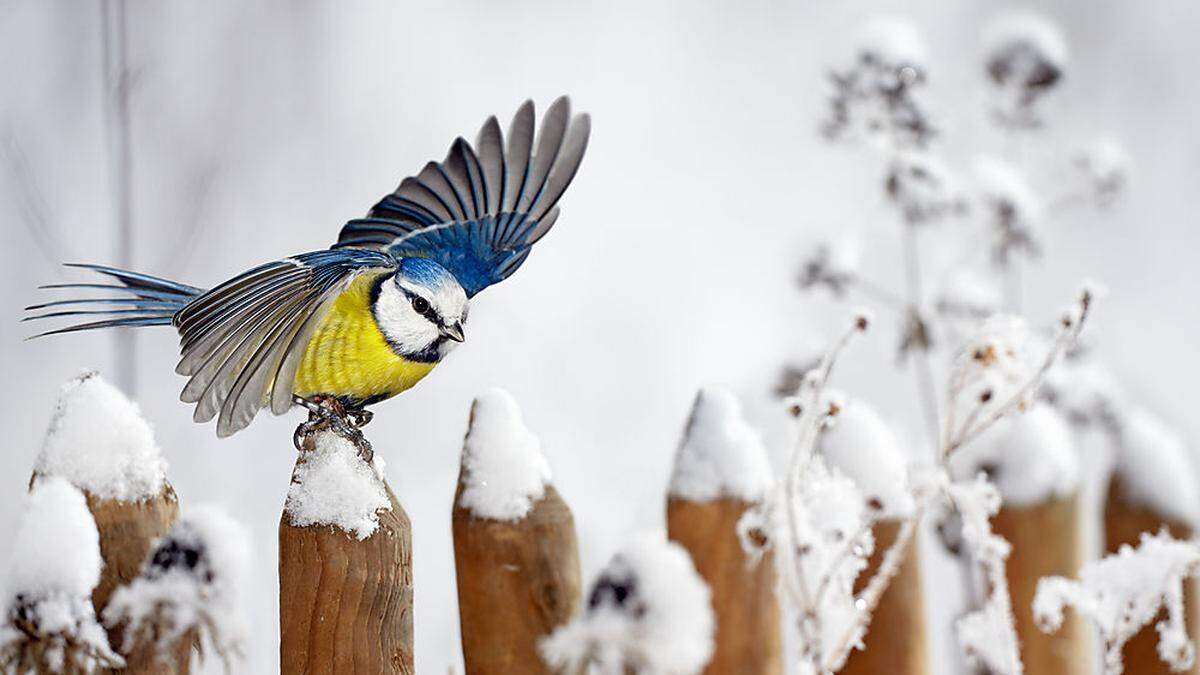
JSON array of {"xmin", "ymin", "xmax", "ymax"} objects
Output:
[{"xmin": 411, "ymin": 297, "xmax": 430, "ymax": 314}]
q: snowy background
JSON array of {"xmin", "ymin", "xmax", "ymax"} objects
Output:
[{"xmin": 2, "ymin": 1, "xmax": 1199, "ymax": 673}]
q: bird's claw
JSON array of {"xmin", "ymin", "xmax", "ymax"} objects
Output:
[{"xmin": 291, "ymin": 396, "xmax": 374, "ymax": 464}]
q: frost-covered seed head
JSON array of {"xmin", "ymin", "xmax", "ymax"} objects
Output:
[{"xmin": 983, "ymin": 11, "xmax": 1068, "ymax": 128}]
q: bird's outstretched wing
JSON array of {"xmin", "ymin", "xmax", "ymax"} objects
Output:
[
  {"xmin": 174, "ymin": 248, "xmax": 397, "ymax": 437},
  {"xmin": 333, "ymin": 96, "xmax": 590, "ymax": 297}
]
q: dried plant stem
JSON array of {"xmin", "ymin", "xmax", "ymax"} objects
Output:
[
  {"xmin": 822, "ymin": 512, "xmax": 921, "ymax": 673},
  {"xmin": 899, "ymin": 224, "xmax": 942, "ymax": 455},
  {"xmin": 847, "ymin": 277, "xmax": 907, "ymax": 311}
]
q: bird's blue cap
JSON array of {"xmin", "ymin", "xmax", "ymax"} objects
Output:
[{"xmin": 396, "ymin": 256, "xmax": 460, "ymax": 290}]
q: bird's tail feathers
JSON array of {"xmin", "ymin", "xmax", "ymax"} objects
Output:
[{"xmin": 25, "ymin": 263, "xmax": 206, "ymax": 338}]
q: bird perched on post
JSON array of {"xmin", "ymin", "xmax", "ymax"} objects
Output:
[{"xmin": 27, "ymin": 97, "xmax": 590, "ymax": 453}]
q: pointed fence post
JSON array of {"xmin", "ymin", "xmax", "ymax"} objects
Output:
[
  {"xmin": 664, "ymin": 387, "xmax": 781, "ymax": 675},
  {"xmin": 952, "ymin": 405, "xmax": 1090, "ymax": 675},
  {"xmin": 29, "ymin": 371, "xmax": 180, "ymax": 672},
  {"xmin": 1104, "ymin": 410, "xmax": 1200, "ymax": 674},
  {"xmin": 818, "ymin": 395, "xmax": 927, "ymax": 675},
  {"xmin": 452, "ymin": 389, "xmax": 581, "ymax": 675},
  {"xmin": 279, "ymin": 429, "xmax": 414, "ymax": 674}
]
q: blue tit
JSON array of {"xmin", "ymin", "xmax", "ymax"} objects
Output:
[{"xmin": 26, "ymin": 97, "xmax": 590, "ymax": 438}]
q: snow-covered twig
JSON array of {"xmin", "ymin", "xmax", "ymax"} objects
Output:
[{"xmin": 1034, "ymin": 531, "xmax": 1200, "ymax": 675}]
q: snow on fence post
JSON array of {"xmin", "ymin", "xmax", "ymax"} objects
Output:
[
  {"xmin": 279, "ymin": 429, "xmax": 413, "ymax": 674},
  {"xmin": 1103, "ymin": 409, "xmax": 1200, "ymax": 674},
  {"xmin": 452, "ymin": 388, "xmax": 581, "ymax": 675},
  {"xmin": 951, "ymin": 404, "xmax": 1091, "ymax": 675},
  {"xmin": 0, "ymin": 477, "xmax": 123, "ymax": 672},
  {"xmin": 818, "ymin": 394, "xmax": 926, "ymax": 675},
  {"xmin": 29, "ymin": 371, "xmax": 180, "ymax": 669},
  {"xmin": 664, "ymin": 387, "xmax": 780, "ymax": 675}
]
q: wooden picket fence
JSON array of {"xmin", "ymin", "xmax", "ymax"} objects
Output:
[{"xmin": 12, "ymin": 391, "xmax": 1200, "ymax": 675}]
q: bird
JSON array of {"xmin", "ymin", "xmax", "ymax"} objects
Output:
[{"xmin": 26, "ymin": 97, "xmax": 590, "ymax": 447}]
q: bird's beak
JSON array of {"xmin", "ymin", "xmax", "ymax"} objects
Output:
[{"xmin": 442, "ymin": 322, "xmax": 465, "ymax": 342}]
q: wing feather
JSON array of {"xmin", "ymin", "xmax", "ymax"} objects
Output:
[{"xmin": 332, "ymin": 98, "xmax": 588, "ymax": 296}]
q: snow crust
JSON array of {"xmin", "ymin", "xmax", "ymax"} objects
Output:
[
  {"xmin": 36, "ymin": 370, "xmax": 167, "ymax": 502},
  {"xmin": 818, "ymin": 394, "xmax": 914, "ymax": 517},
  {"xmin": 458, "ymin": 388, "xmax": 551, "ymax": 521},
  {"xmin": 1115, "ymin": 409, "xmax": 1200, "ymax": 527},
  {"xmin": 540, "ymin": 535, "xmax": 714, "ymax": 675},
  {"xmin": 104, "ymin": 504, "xmax": 250, "ymax": 664},
  {"xmin": 668, "ymin": 386, "xmax": 773, "ymax": 503},
  {"xmin": 284, "ymin": 430, "xmax": 390, "ymax": 540},
  {"xmin": 950, "ymin": 404, "xmax": 1079, "ymax": 506}
]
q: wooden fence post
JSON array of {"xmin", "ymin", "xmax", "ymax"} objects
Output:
[
  {"xmin": 951, "ymin": 405, "xmax": 1090, "ymax": 675},
  {"xmin": 452, "ymin": 388, "xmax": 581, "ymax": 674},
  {"xmin": 818, "ymin": 395, "xmax": 926, "ymax": 675},
  {"xmin": 664, "ymin": 387, "xmax": 780, "ymax": 675},
  {"xmin": 1104, "ymin": 409, "xmax": 1200, "ymax": 674},
  {"xmin": 29, "ymin": 371, "xmax": 180, "ymax": 673},
  {"xmin": 279, "ymin": 429, "xmax": 413, "ymax": 674}
]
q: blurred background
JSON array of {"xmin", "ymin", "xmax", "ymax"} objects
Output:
[{"xmin": 1, "ymin": 1, "xmax": 1198, "ymax": 672}]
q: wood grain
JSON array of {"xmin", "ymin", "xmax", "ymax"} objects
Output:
[
  {"xmin": 453, "ymin": 482, "xmax": 581, "ymax": 675},
  {"xmin": 1104, "ymin": 473, "xmax": 1200, "ymax": 674},
  {"xmin": 841, "ymin": 517, "xmax": 928, "ymax": 675},
  {"xmin": 279, "ymin": 454, "xmax": 413, "ymax": 675},
  {"xmin": 666, "ymin": 496, "xmax": 782, "ymax": 675},
  {"xmin": 991, "ymin": 492, "xmax": 1091, "ymax": 675}
]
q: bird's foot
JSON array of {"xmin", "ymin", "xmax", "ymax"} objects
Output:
[
  {"xmin": 291, "ymin": 395, "xmax": 374, "ymax": 464},
  {"xmin": 346, "ymin": 408, "xmax": 373, "ymax": 428}
]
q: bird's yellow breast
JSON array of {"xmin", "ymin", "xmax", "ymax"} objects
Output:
[{"xmin": 293, "ymin": 273, "xmax": 436, "ymax": 403}]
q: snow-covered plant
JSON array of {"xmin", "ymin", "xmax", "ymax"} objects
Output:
[
  {"xmin": 540, "ymin": 536, "xmax": 714, "ymax": 675},
  {"xmin": 0, "ymin": 477, "xmax": 122, "ymax": 673},
  {"xmin": 1074, "ymin": 138, "xmax": 1130, "ymax": 208},
  {"xmin": 945, "ymin": 475, "xmax": 1022, "ymax": 674},
  {"xmin": 798, "ymin": 234, "xmax": 863, "ymax": 299},
  {"xmin": 1034, "ymin": 531, "xmax": 1200, "ymax": 674},
  {"xmin": 974, "ymin": 156, "xmax": 1045, "ymax": 266},
  {"xmin": 886, "ymin": 151, "xmax": 966, "ymax": 225},
  {"xmin": 741, "ymin": 314, "xmax": 918, "ymax": 673},
  {"xmin": 982, "ymin": 11, "xmax": 1067, "ymax": 129},
  {"xmin": 822, "ymin": 16, "xmax": 934, "ymax": 150},
  {"xmin": 103, "ymin": 505, "xmax": 250, "ymax": 672}
]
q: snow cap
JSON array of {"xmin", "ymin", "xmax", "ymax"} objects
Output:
[
  {"xmin": 458, "ymin": 388, "xmax": 552, "ymax": 521},
  {"xmin": 950, "ymin": 404, "xmax": 1079, "ymax": 506},
  {"xmin": 669, "ymin": 386, "xmax": 773, "ymax": 503},
  {"xmin": 819, "ymin": 393, "xmax": 914, "ymax": 517},
  {"xmin": 36, "ymin": 370, "xmax": 167, "ymax": 502},
  {"xmin": 1114, "ymin": 409, "xmax": 1200, "ymax": 528},
  {"xmin": 0, "ymin": 477, "xmax": 118, "ymax": 669},
  {"xmin": 6, "ymin": 477, "xmax": 102, "ymax": 602},
  {"xmin": 857, "ymin": 15, "xmax": 927, "ymax": 69},
  {"xmin": 284, "ymin": 430, "xmax": 390, "ymax": 540},
  {"xmin": 984, "ymin": 11, "xmax": 1068, "ymax": 73},
  {"xmin": 541, "ymin": 535, "xmax": 714, "ymax": 675}
]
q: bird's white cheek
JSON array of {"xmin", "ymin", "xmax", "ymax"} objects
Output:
[{"xmin": 374, "ymin": 287, "xmax": 438, "ymax": 352}]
